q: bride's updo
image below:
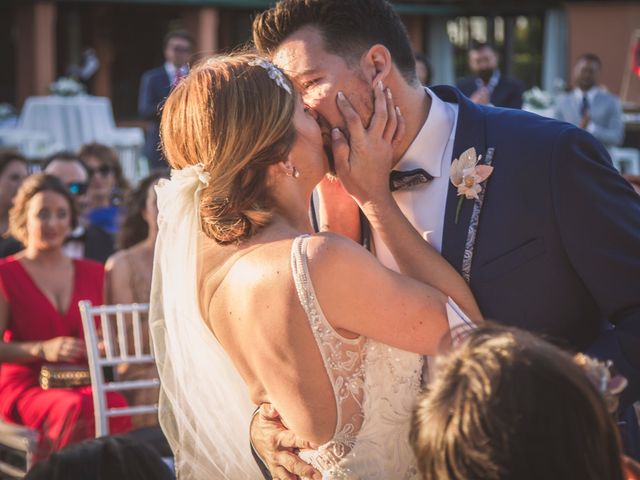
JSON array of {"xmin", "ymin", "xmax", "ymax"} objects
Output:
[{"xmin": 161, "ymin": 53, "xmax": 296, "ymax": 244}]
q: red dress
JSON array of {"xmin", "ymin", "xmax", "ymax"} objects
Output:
[{"xmin": 0, "ymin": 257, "xmax": 131, "ymax": 458}]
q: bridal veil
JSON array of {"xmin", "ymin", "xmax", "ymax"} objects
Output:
[{"xmin": 149, "ymin": 164, "xmax": 262, "ymax": 479}]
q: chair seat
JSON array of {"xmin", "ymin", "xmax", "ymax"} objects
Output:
[
  {"xmin": 0, "ymin": 420, "xmax": 38, "ymax": 453},
  {"xmin": 0, "ymin": 419, "xmax": 38, "ymax": 477}
]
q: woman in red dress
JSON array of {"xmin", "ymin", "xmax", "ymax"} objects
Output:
[{"xmin": 0, "ymin": 174, "xmax": 131, "ymax": 459}]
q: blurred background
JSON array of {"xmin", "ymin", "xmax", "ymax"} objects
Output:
[{"xmin": 0, "ymin": 0, "xmax": 638, "ymax": 178}]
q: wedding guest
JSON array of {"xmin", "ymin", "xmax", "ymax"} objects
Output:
[
  {"xmin": 414, "ymin": 53, "xmax": 432, "ymax": 86},
  {"xmin": 43, "ymin": 152, "xmax": 115, "ymax": 263},
  {"xmin": 0, "ymin": 151, "xmax": 29, "ymax": 258},
  {"xmin": 554, "ymin": 53, "xmax": 625, "ymax": 147},
  {"xmin": 24, "ymin": 435, "xmax": 173, "ymax": 480},
  {"xmin": 105, "ymin": 172, "xmax": 165, "ymax": 429},
  {"xmin": 456, "ymin": 42, "xmax": 524, "ymax": 109},
  {"xmin": 411, "ymin": 325, "xmax": 629, "ymax": 480},
  {"xmin": 78, "ymin": 142, "xmax": 129, "ymax": 235},
  {"xmin": 0, "ymin": 174, "xmax": 131, "ymax": 460},
  {"xmin": 138, "ymin": 30, "xmax": 194, "ymax": 170}
]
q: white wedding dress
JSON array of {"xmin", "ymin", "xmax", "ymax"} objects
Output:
[
  {"xmin": 292, "ymin": 234, "xmax": 423, "ymax": 479},
  {"xmin": 150, "ymin": 165, "xmax": 475, "ymax": 480}
]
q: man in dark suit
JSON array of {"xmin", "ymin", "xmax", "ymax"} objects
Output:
[
  {"xmin": 456, "ymin": 42, "xmax": 524, "ymax": 109},
  {"xmin": 249, "ymin": 0, "xmax": 640, "ymax": 477},
  {"xmin": 138, "ymin": 31, "xmax": 194, "ymax": 170},
  {"xmin": 43, "ymin": 152, "xmax": 115, "ymax": 263}
]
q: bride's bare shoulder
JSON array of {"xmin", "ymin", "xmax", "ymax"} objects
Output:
[
  {"xmin": 198, "ymin": 236, "xmax": 293, "ymax": 293},
  {"xmin": 305, "ymin": 232, "xmax": 373, "ymax": 269}
]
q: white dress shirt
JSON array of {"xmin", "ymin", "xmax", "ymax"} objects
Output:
[
  {"xmin": 370, "ymin": 88, "xmax": 459, "ymax": 384},
  {"xmin": 164, "ymin": 62, "xmax": 188, "ymax": 86},
  {"xmin": 372, "ymin": 87, "xmax": 458, "ymax": 267},
  {"xmin": 573, "ymin": 86, "xmax": 601, "ymax": 135},
  {"xmin": 63, "ymin": 225, "xmax": 85, "ymax": 259}
]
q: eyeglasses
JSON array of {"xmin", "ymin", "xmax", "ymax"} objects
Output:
[
  {"xmin": 68, "ymin": 182, "xmax": 88, "ymax": 196},
  {"xmin": 171, "ymin": 45, "xmax": 192, "ymax": 54},
  {"xmin": 87, "ymin": 165, "xmax": 113, "ymax": 177}
]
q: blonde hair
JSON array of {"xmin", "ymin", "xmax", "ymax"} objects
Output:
[
  {"xmin": 9, "ymin": 173, "xmax": 78, "ymax": 245},
  {"xmin": 411, "ymin": 325, "xmax": 624, "ymax": 480},
  {"xmin": 160, "ymin": 53, "xmax": 296, "ymax": 245}
]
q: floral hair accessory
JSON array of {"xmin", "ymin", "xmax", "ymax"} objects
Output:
[
  {"xmin": 449, "ymin": 147, "xmax": 494, "ymax": 223},
  {"xmin": 574, "ymin": 353, "xmax": 628, "ymax": 414},
  {"xmin": 248, "ymin": 58, "xmax": 292, "ymax": 95}
]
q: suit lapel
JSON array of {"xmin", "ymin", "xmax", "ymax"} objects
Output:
[{"xmin": 431, "ymin": 86, "xmax": 488, "ymax": 274}]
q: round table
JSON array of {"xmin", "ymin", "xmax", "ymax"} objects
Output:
[{"xmin": 18, "ymin": 95, "xmax": 117, "ymax": 152}]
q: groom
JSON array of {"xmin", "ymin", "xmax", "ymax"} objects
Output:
[{"xmin": 250, "ymin": 0, "xmax": 640, "ymax": 476}]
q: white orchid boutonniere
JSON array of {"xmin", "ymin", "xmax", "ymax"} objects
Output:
[{"xmin": 450, "ymin": 147, "xmax": 494, "ymax": 224}]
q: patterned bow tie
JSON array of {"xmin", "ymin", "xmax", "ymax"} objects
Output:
[{"xmin": 389, "ymin": 168, "xmax": 433, "ymax": 192}]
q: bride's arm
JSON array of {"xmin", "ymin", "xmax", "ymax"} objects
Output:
[
  {"xmin": 305, "ymin": 233, "xmax": 450, "ymax": 354},
  {"xmin": 330, "ymin": 83, "xmax": 482, "ymax": 326}
]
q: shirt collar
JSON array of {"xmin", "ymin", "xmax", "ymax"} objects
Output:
[
  {"xmin": 164, "ymin": 62, "xmax": 177, "ymax": 79},
  {"xmin": 574, "ymin": 86, "xmax": 600, "ymax": 103},
  {"xmin": 475, "ymin": 70, "xmax": 501, "ymax": 92},
  {"xmin": 394, "ymin": 87, "xmax": 455, "ymax": 179}
]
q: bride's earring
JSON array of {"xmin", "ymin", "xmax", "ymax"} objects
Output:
[{"xmin": 287, "ymin": 166, "xmax": 300, "ymax": 178}]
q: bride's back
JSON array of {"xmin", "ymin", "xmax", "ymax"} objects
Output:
[{"xmin": 198, "ymin": 233, "xmax": 364, "ymax": 445}]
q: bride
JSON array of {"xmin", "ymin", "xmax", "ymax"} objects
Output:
[{"xmin": 150, "ymin": 53, "xmax": 482, "ymax": 479}]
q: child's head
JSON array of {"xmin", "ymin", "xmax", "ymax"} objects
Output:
[{"xmin": 411, "ymin": 325, "xmax": 624, "ymax": 480}]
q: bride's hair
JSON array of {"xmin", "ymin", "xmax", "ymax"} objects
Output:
[{"xmin": 160, "ymin": 53, "xmax": 296, "ymax": 244}]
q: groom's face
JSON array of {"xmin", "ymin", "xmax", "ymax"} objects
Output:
[{"xmin": 273, "ymin": 25, "xmax": 374, "ymax": 144}]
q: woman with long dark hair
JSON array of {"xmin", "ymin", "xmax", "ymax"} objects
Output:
[
  {"xmin": 105, "ymin": 172, "xmax": 166, "ymax": 429},
  {"xmin": 0, "ymin": 151, "xmax": 29, "ymax": 257},
  {"xmin": 78, "ymin": 143, "xmax": 130, "ymax": 235}
]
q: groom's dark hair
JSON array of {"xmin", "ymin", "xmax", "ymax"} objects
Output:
[{"xmin": 252, "ymin": 0, "xmax": 417, "ymax": 83}]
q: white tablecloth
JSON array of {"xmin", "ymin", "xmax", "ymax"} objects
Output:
[
  {"xmin": 19, "ymin": 95, "xmax": 118, "ymax": 152},
  {"xmin": 9, "ymin": 95, "xmax": 146, "ymax": 181}
]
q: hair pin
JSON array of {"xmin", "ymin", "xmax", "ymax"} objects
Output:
[{"xmin": 248, "ymin": 58, "xmax": 292, "ymax": 95}]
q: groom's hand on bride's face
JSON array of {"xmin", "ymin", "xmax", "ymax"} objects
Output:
[{"xmin": 250, "ymin": 403, "xmax": 321, "ymax": 480}]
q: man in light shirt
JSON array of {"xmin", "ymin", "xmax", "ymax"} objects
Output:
[{"xmin": 554, "ymin": 53, "xmax": 625, "ymax": 147}]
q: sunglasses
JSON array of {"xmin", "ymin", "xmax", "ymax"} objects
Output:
[
  {"xmin": 68, "ymin": 181, "xmax": 88, "ymax": 196},
  {"xmin": 88, "ymin": 165, "xmax": 113, "ymax": 177}
]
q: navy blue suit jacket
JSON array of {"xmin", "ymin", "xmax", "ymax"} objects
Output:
[
  {"xmin": 431, "ymin": 85, "xmax": 640, "ymax": 405},
  {"xmin": 456, "ymin": 75, "xmax": 524, "ymax": 109},
  {"xmin": 138, "ymin": 66, "xmax": 171, "ymax": 168}
]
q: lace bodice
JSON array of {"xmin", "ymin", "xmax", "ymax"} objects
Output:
[
  {"xmin": 291, "ymin": 235, "xmax": 423, "ymax": 480},
  {"xmin": 291, "ymin": 235, "xmax": 367, "ymax": 470}
]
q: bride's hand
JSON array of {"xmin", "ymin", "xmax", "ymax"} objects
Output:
[{"xmin": 331, "ymin": 81, "xmax": 405, "ymax": 207}]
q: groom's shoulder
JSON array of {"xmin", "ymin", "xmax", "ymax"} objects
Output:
[{"xmin": 481, "ymin": 106, "xmax": 593, "ymax": 153}]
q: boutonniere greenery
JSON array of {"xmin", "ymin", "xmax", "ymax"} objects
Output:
[{"xmin": 449, "ymin": 147, "xmax": 494, "ymax": 224}]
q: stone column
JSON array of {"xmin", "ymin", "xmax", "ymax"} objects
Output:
[
  {"xmin": 182, "ymin": 6, "xmax": 220, "ymax": 61},
  {"xmin": 33, "ymin": 1, "xmax": 57, "ymax": 96},
  {"xmin": 15, "ymin": 0, "xmax": 57, "ymax": 106},
  {"xmin": 197, "ymin": 7, "xmax": 219, "ymax": 56}
]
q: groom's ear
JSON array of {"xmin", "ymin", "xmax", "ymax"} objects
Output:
[{"xmin": 361, "ymin": 44, "xmax": 392, "ymax": 87}]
